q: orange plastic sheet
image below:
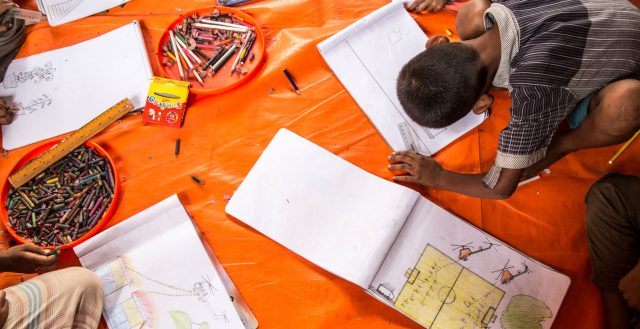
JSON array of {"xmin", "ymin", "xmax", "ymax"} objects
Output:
[{"xmin": 1, "ymin": 1, "xmax": 640, "ymax": 328}]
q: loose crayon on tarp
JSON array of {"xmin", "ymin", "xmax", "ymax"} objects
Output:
[
  {"xmin": 191, "ymin": 175, "xmax": 205, "ymax": 185},
  {"xmin": 282, "ymin": 68, "xmax": 301, "ymax": 95},
  {"xmin": 175, "ymin": 139, "xmax": 181, "ymax": 156}
]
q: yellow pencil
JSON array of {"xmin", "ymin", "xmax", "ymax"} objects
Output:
[{"xmin": 608, "ymin": 129, "xmax": 640, "ymax": 165}]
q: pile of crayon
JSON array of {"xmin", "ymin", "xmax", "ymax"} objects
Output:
[
  {"xmin": 161, "ymin": 9, "xmax": 257, "ymax": 85},
  {"xmin": 4, "ymin": 146, "xmax": 115, "ymax": 247}
]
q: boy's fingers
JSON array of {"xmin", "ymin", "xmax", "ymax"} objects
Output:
[
  {"xmin": 19, "ymin": 244, "xmax": 47, "ymax": 255},
  {"xmin": 393, "ymin": 175, "xmax": 417, "ymax": 183},
  {"xmin": 406, "ymin": 0, "xmax": 421, "ymax": 11},
  {"xmin": 388, "ymin": 154, "xmax": 415, "ymax": 164},
  {"xmin": 388, "ymin": 163, "xmax": 412, "ymax": 172}
]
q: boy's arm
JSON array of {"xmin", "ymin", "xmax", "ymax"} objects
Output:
[{"xmin": 388, "ymin": 151, "xmax": 522, "ymax": 199}]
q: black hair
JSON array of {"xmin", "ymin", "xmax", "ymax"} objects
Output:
[{"xmin": 397, "ymin": 43, "xmax": 488, "ymax": 128}]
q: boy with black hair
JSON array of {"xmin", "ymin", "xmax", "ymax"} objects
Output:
[{"xmin": 388, "ymin": 0, "xmax": 640, "ymax": 199}]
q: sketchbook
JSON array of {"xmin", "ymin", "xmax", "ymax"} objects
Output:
[
  {"xmin": 317, "ymin": 1, "xmax": 486, "ymax": 155},
  {"xmin": 75, "ymin": 195, "xmax": 258, "ymax": 329},
  {"xmin": 226, "ymin": 129, "xmax": 570, "ymax": 329},
  {"xmin": 36, "ymin": 0, "xmax": 131, "ymax": 26},
  {"xmin": 0, "ymin": 21, "xmax": 152, "ymax": 150}
]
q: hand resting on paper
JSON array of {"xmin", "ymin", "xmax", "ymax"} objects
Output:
[
  {"xmin": 388, "ymin": 151, "xmax": 443, "ymax": 187},
  {"xmin": 619, "ymin": 261, "xmax": 640, "ymax": 310},
  {"xmin": 0, "ymin": 244, "xmax": 59, "ymax": 274}
]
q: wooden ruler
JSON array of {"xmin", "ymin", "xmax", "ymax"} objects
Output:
[{"xmin": 8, "ymin": 98, "xmax": 134, "ymax": 188}]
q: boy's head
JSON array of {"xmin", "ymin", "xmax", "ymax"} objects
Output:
[{"xmin": 397, "ymin": 42, "xmax": 489, "ymax": 128}]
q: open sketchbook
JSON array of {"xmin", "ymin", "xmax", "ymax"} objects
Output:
[
  {"xmin": 318, "ymin": 1, "xmax": 486, "ymax": 155},
  {"xmin": 226, "ymin": 129, "xmax": 570, "ymax": 329},
  {"xmin": 75, "ymin": 195, "xmax": 258, "ymax": 329},
  {"xmin": 36, "ymin": 0, "xmax": 131, "ymax": 26},
  {"xmin": 0, "ymin": 21, "xmax": 152, "ymax": 150}
]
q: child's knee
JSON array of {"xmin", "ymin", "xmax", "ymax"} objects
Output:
[
  {"xmin": 63, "ymin": 267, "xmax": 104, "ymax": 300},
  {"xmin": 596, "ymin": 79, "xmax": 640, "ymax": 137}
]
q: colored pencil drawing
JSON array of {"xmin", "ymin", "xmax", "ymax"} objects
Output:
[
  {"xmin": 451, "ymin": 237, "xmax": 501, "ymax": 262},
  {"xmin": 170, "ymin": 310, "xmax": 210, "ymax": 329},
  {"xmin": 393, "ymin": 245, "xmax": 505, "ymax": 329},
  {"xmin": 3, "ymin": 62, "xmax": 56, "ymax": 88},
  {"xmin": 106, "ymin": 295, "xmax": 147, "ymax": 329},
  {"xmin": 492, "ymin": 260, "xmax": 530, "ymax": 285},
  {"xmin": 501, "ymin": 295, "xmax": 552, "ymax": 329},
  {"xmin": 95, "ymin": 257, "xmax": 133, "ymax": 295}
]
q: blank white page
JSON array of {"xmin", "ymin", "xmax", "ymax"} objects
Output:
[
  {"xmin": 225, "ymin": 129, "xmax": 420, "ymax": 288},
  {"xmin": 0, "ymin": 21, "xmax": 152, "ymax": 150},
  {"xmin": 318, "ymin": 2, "xmax": 486, "ymax": 155}
]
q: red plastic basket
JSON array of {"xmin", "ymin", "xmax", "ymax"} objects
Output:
[
  {"xmin": 156, "ymin": 6, "xmax": 266, "ymax": 95},
  {"xmin": 0, "ymin": 140, "xmax": 120, "ymax": 250}
]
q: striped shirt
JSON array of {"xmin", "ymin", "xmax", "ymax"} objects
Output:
[{"xmin": 481, "ymin": 0, "xmax": 640, "ymax": 188}]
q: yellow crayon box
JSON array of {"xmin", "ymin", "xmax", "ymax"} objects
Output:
[{"xmin": 142, "ymin": 77, "xmax": 190, "ymax": 128}]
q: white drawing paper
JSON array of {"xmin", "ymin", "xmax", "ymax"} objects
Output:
[
  {"xmin": 226, "ymin": 129, "xmax": 420, "ymax": 288},
  {"xmin": 75, "ymin": 195, "xmax": 255, "ymax": 329},
  {"xmin": 39, "ymin": 0, "xmax": 131, "ymax": 26},
  {"xmin": 0, "ymin": 21, "xmax": 152, "ymax": 150},
  {"xmin": 317, "ymin": 1, "xmax": 486, "ymax": 155},
  {"xmin": 226, "ymin": 128, "xmax": 571, "ymax": 329}
]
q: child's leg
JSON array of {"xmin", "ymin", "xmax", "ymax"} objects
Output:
[
  {"xmin": 586, "ymin": 174, "xmax": 640, "ymax": 329},
  {"xmin": 523, "ymin": 79, "xmax": 640, "ymax": 178}
]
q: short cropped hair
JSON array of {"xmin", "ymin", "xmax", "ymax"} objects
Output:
[{"xmin": 397, "ymin": 43, "xmax": 487, "ymax": 128}]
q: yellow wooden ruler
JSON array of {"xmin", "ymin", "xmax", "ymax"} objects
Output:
[{"xmin": 8, "ymin": 98, "xmax": 134, "ymax": 188}]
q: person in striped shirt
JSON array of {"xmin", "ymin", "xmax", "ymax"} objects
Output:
[{"xmin": 388, "ymin": 0, "xmax": 640, "ymax": 200}]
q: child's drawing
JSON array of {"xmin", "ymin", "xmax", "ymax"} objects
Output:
[
  {"xmin": 3, "ymin": 62, "xmax": 56, "ymax": 88},
  {"xmin": 394, "ymin": 245, "xmax": 505, "ymax": 329},
  {"xmin": 500, "ymin": 294, "xmax": 552, "ymax": 329},
  {"xmin": 452, "ymin": 237, "xmax": 501, "ymax": 261},
  {"xmin": 169, "ymin": 310, "xmax": 210, "ymax": 329},
  {"xmin": 492, "ymin": 260, "xmax": 530, "ymax": 285},
  {"xmin": 13, "ymin": 94, "xmax": 53, "ymax": 116},
  {"xmin": 106, "ymin": 296, "xmax": 146, "ymax": 329},
  {"xmin": 97, "ymin": 258, "xmax": 230, "ymax": 327},
  {"xmin": 373, "ymin": 282, "xmax": 396, "ymax": 302},
  {"xmin": 95, "ymin": 258, "xmax": 132, "ymax": 295}
]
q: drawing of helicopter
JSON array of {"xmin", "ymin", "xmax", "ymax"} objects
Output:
[
  {"xmin": 492, "ymin": 260, "xmax": 530, "ymax": 285},
  {"xmin": 451, "ymin": 237, "xmax": 501, "ymax": 261}
]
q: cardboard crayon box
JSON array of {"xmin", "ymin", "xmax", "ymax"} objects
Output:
[{"xmin": 142, "ymin": 77, "xmax": 190, "ymax": 128}]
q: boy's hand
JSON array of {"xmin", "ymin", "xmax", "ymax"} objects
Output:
[
  {"xmin": 0, "ymin": 98, "xmax": 15, "ymax": 125},
  {"xmin": 619, "ymin": 262, "xmax": 640, "ymax": 310},
  {"xmin": 407, "ymin": 0, "xmax": 449, "ymax": 13},
  {"xmin": 388, "ymin": 151, "xmax": 443, "ymax": 187},
  {"xmin": 0, "ymin": 244, "xmax": 59, "ymax": 274}
]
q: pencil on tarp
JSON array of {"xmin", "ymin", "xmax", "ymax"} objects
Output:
[
  {"xmin": 175, "ymin": 139, "xmax": 181, "ymax": 156},
  {"xmin": 608, "ymin": 129, "xmax": 640, "ymax": 165},
  {"xmin": 282, "ymin": 68, "xmax": 301, "ymax": 95},
  {"xmin": 191, "ymin": 175, "xmax": 205, "ymax": 185}
]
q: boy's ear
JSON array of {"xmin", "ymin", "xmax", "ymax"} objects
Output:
[
  {"xmin": 425, "ymin": 35, "xmax": 450, "ymax": 49},
  {"xmin": 472, "ymin": 94, "xmax": 494, "ymax": 114}
]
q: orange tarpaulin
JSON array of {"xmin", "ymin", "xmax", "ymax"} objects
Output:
[{"xmin": 1, "ymin": 0, "xmax": 640, "ymax": 328}]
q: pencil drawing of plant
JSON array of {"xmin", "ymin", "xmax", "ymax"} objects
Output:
[
  {"xmin": 13, "ymin": 94, "xmax": 53, "ymax": 116},
  {"xmin": 3, "ymin": 62, "xmax": 56, "ymax": 88}
]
